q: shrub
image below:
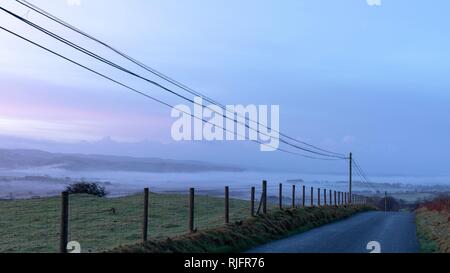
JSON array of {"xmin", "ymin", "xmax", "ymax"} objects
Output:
[
  {"xmin": 66, "ymin": 182, "xmax": 107, "ymax": 197},
  {"xmin": 421, "ymin": 195, "xmax": 450, "ymax": 212},
  {"xmin": 367, "ymin": 196, "xmax": 401, "ymax": 211}
]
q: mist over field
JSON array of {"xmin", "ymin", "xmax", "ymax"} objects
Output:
[{"xmin": 0, "ymin": 148, "xmax": 448, "ymax": 201}]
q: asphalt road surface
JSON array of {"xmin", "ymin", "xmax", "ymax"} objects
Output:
[{"xmin": 247, "ymin": 211, "xmax": 420, "ymax": 253}]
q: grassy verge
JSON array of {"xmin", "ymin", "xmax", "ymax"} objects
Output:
[
  {"xmin": 0, "ymin": 193, "xmax": 257, "ymax": 253},
  {"xmin": 415, "ymin": 207, "xmax": 450, "ymax": 253},
  {"xmin": 111, "ymin": 205, "xmax": 375, "ymax": 253}
]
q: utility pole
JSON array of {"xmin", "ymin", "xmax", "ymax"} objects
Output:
[{"xmin": 349, "ymin": 152, "xmax": 352, "ymax": 204}]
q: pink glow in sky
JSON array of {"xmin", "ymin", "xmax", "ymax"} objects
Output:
[{"xmin": 0, "ymin": 84, "xmax": 173, "ymax": 143}]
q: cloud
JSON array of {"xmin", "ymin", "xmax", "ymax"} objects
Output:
[
  {"xmin": 343, "ymin": 135, "xmax": 356, "ymax": 144},
  {"xmin": 366, "ymin": 0, "xmax": 382, "ymax": 6}
]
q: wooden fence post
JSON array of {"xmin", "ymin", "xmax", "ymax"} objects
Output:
[
  {"xmin": 262, "ymin": 180, "xmax": 267, "ymax": 214},
  {"xmin": 189, "ymin": 188, "xmax": 195, "ymax": 233},
  {"xmin": 225, "ymin": 186, "xmax": 230, "ymax": 224},
  {"xmin": 310, "ymin": 187, "xmax": 314, "ymax": 207},
  {"xmin": 251, "ymin": 187, "xmax": 255, "ymax": 217},
  {"xmin": 329, "ymin": 190, "xmax": 332, "ymax": 207},
  {"xmin": 338, "ymin": 191, "xmax": 341, "ymax": 206},
  {"xmin": 324, "ymin": 188, "xmax": 327, "ymax": 206},
  {"xmin": 292, "ymin": 185, "xmax": 296, "ymax": 208},
  {"xmin": 302, "ymin": 185, "xmax": 306, "ymax": 207},
  {"xmin": 318, "ymin": 188, "xmax": 321, "ymax": 206},
  {"xmin": 279, "ymin": 183, "xmax": 283, "ymax": 210},
  {"xmin": 60, "ymin": 191, "xmax": 69, "ymax": 254},
  {"xmin": 334, "ymin": 191, "xmax": 337, "ymax": 206},
  {"xmin": 142, "ymin": 188, "xmax": 149, "ymax": 242}
]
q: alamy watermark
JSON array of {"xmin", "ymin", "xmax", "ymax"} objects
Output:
[{"xmin": 170, "ymin": 97, "xmax": 280, "ymax": 152}]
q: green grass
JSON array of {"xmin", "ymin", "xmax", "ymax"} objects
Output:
[
  {"xmin": 112, "ymin": 205, "xmax": 375, "ymax": 253},
  {"xmin": 0, "ymin": 193, "xmax": 260, "ymax": 253},
  {"xmin": 415, "ymin": 207, "xmax": 450, "ymax": 253}
]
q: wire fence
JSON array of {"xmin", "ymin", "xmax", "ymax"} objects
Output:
[{"xmin": 0, "ymin": 181, "xmax": 368, "ymax": 253}]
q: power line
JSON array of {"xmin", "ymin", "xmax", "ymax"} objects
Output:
[
  {"xmin": 2, "ymin": 5, "xmax": 347, "ymax": 160},
  {"xmin": 0, "ymin": 25, "xmax": 344, "ymax": 161},
  {"xmin": 14, "ymin": 0, "xmax": 346, "ymax": 159},
  {"xmin": 352, "ymin": 159, "xmax": 381, "ymax": 193}
]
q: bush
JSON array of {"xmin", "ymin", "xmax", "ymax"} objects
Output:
[
  {"xmin": 421, "ymin": 195, "xmax": 450, "ymax": 212},
  {"xmin": 367, "ymin": 196, "xmax": 402, "ymax": 211},
  {"xmin": 66, "ymin": 182, "xmax": 107, "ymax": 197}
]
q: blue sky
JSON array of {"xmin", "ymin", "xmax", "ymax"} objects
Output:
[{"xmin": 0, "ymin": 0, "xmax": 449, "ymax": 176}]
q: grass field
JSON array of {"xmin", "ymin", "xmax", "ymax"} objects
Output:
[
  {"xmin": 113, "ymin": 205, "xmax": 374, "ymax": 253},
  {"xmin": 0, "ymin": 193, "xmax": 262, "ymax": 253},
  {"xmin": 415, "ymin": 197, "xmax": 450, "ymax": 253}
]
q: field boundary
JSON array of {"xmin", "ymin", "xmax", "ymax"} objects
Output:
[{"xmin": 110, "ymin": 205, "xmax": 375, "ymax": 253}]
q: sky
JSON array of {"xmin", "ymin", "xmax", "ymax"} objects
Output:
[{"xmin": 0, "ymin": 0, "xmax": 449, "ymax": 177}]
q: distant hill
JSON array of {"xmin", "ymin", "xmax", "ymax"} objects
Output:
[{"xmin": 0, "ymin": 148, "xmax": 245, "ymax": 173}]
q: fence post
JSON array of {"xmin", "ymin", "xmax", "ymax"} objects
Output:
[
  {"xmin": 318, "ymin": 188, "xmax": 321, "ymax": 206},
  {"xmin": 292, "ymin": 185, "xmax": 296, "ymax": 208},
  {"xmin": 329, "ymin": 190, "xmax": 332, "ymax": 207},
  {"xmin": 224, "ymin": 186, "xmax": 230, "ymax": 224},
  {"xmin": 60, "ymin": 191, "xmax": 69, "ymax": 254},
  {"xmin": 385, "ymin": 191, "xmax": 387, "ymax": 212},
  {"xmin": 189, "ymin": 188, "xmax": 195, "ymax": 233},
  {"xmin": 262, "ymin": 180, "xmax": 267, "ymax": 214},
  {"xmin": 324, "ymin": 188, "xmax": 327, "ymax": 206},
  {"xmin": 338, "ymin": 191, "xmax": 341, "ymax": 206},
  {"xmin": 142, "ymin": 188, "xmax": 149, "ymax": 242},
  {"xmin": 279, "ymin": 183, "xmax": 283, "ymax": 210},
  {"xmin": 251, "ymin": 187, "xmax": 255, "ymax": 217},
  {"xmin": 302, "ymin": 185, "xmax": 306, "ymax": 207},
  {"xmin": 334, "ymin": 191, "xmax": 337, "ymax": 206},
  {"xmin": 310, "ymin": 187, "xmax": 314, "ymax": 207}
]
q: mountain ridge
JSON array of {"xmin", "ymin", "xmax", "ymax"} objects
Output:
[{"xmin": 0, "ymin": 148, "xmax": 245, "ymax": 173}]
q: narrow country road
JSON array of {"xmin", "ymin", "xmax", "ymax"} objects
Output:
[{"xmin": 247, "ymin": 211, "xmax": 420, "ymax": 253}]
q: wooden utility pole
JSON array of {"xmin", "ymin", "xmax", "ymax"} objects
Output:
[{"xmin": 349, "ymin": 152, "xmax": 352, "ymax": 204}]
